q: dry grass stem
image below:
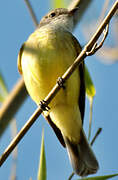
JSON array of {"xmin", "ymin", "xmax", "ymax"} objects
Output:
[
  {"xmin": 24, "ymin": 0, "xmax": 38, "ymax": 27},
  {"xmin": 91, "ymin": 128, "xmax": 102, "ymax": 146}
]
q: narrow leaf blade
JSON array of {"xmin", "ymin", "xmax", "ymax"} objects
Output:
[
  {"xmin": 37, "ymin": 130, "xmax": 47, "ymax": 180},
  {"xmin": 0, "ymin": 72, "xmax": 8, "ymax": 102},
  {"xmin": 85, "ymin": 66, "xmax": 96, "ymax": 141}
]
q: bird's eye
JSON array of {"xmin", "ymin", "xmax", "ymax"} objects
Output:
[{"xmin": 49, "ymin": 12, "xmax": 56, "ymax": 18}]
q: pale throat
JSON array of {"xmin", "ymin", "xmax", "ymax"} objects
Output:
[
  {"xmin": 51, "ymin": 16, "xmax": 74, "ymax": 32},
  {"xmin": 40, "ymin": 15, "xmax": 74, "ymax": 33}
]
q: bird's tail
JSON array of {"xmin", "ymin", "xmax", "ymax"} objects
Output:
[{"xmin": 63, "ymin": 129, "xmax": 99, "ymax": 177}]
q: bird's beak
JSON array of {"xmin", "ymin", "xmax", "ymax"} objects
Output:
[
  {"xmin": 68, "ymin": 7, "xmax": 79, "ymax": 16},
  {"xmin": 68, "ymin": 7, "xmax": 79, "ymax": 25}
]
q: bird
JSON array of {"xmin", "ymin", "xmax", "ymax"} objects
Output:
[{"xmin": 17, "ymin": 8, "xmax": 99, "ymax": 176}]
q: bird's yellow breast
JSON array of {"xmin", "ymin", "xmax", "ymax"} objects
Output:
[
  {"xmin": 21, "ymin": 26, "xmax": 82, "ymax": 142},
  {"xmin": 21, "ymin": 27, "xmax": 80, "ymax": 106}
]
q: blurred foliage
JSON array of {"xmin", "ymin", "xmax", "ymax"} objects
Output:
[
  {"xmin": 0, "ymin": 72, "xmax": 8, "ymax": 102},
  {"xmin": 85, "ymin": 66, "xmax": 96, "ymax": 100},
  {"xmin": 0, "ymin": 71, "xmax": 17, "ymax": 180},
  {"xmin": 51, "ymin": 0, "xmax": 69, "ymax": 8}
]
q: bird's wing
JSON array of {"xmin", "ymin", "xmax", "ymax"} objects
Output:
[
  {"xmin": 17, "ymin": 35, "xmax": 85, "ymax": 148},
  {"xmin": 17, "ymin": 43, "xmax": 66, "ymax": 147},
  {"xmin": 72, "ymin": 35, "xmax": 85, "ymax": 123},
  {"xmin": 44, "ymin": 114, "xmax": 66, "ymax": 147},
  {"xmin": 17, "ymin": 43, "xmax": 26, "ymax": 75}
]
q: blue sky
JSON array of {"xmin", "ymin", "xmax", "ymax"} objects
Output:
[{"xmin": 0, "ymin": 0, "xmax": 118, "ymax": 180}]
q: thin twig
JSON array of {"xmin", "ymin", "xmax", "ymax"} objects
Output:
[
  {"xmin": 24, "ymin": 0, "xmax": 38, "ymax": 27},
  {"xmin": 86, "ymin": 24, "xmax": 109, "ymax": 56},
  {"xmin": 0, "ymin": 1, "xmax": 117, "ymax": 167},
  {"xmin": 68, "ymin": 172, "xmax": 75, "ymax": 180},
  {"xmin": 99, "ymin": 0, "xmax": 110, "ymax": 23},
  {"xmin": 90, "ymin": 128, "xmax": 102, "ymax": 146},
  {"xmin": 85, "ymin": 1, "xmax": 118, "ymax": 52},
  {"xmin": 0, "ymin": 106, "xmax": 43, "ymax": 167},
  {"xmin": 10, "ymin": 119, "xmax": 18, "ymax": 180},
  {"xmin": 88, "ymin": 98, "xmax": 93, "ymax": 141}
]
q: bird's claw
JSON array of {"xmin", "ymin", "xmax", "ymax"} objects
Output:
[
  {"xmin": 57, "ymin": 77, "xmax": 65, "ymax": 89},
  {"xmin": 39, "ymin": 100, "xmax": 50, "ymax": 111}
]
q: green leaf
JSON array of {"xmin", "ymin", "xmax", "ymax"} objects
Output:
[
  {"xmin": 0, "ymin": 94, "xmax": 4, "ymax": 102},
  {"xmin": 85, "ymin": 66, "xmax": 96, "ymax": 141},
  {"xmin": 77, "ymin": 173, "xmax": 118, "ymax": 180},
  {"xmin": 50, "ymin": 0, "xmax": 68, "ymax": 8},
  {"xmin": 85, "ymin": 66, "xmax": 96, "ymax": 100},
  {"xmin": 37, "ymin": 130, "xmax": 47, "ymax": 180},
  {"xmin": 0, "ymin": 72, "xmax": 8, "ymax": 102}
]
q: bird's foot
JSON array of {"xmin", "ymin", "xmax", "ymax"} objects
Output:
[
  {"xmin": 57, "ymin": 77, "xmax": 65, "ymax": 89},
  {"xmin": 39, "ymin": 100, "xmax": 50, "ymax": 111}
]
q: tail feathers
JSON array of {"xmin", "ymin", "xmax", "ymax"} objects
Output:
[{"xmin": 63, "ymin": 129, "xmax": 99, "ymax": 177}]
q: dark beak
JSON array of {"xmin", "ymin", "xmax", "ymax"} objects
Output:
[
  {"xmin": 68, "ymin": 7, "xmax": 79, "ymax": 16},
  {"xmin": 68, "ymin": 7, "xmax": 79, "ymax": 25}
]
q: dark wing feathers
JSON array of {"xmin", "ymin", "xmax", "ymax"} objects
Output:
[
  {"xmin": 17, "ymin": 43, "xmax": 26, "ymax": 75},
  {"xmin": 72, "ymin": 35, "xmax": 85, "ymax": 123},
  {"xmin": 44, "ymin": 114, "xmax": 66, "ymax": 147},
  {"xmin": 78, "ymin": 61, "xmax": 85, "ymax": 123}
]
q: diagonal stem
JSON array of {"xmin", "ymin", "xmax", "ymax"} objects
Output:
[{"xmin": 90, "ymin": 128, "xmax": 102, "ymax": 146}]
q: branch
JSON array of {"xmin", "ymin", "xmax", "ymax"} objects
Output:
[
  {"xmin": 0, "ymin": 0, "xmax": 117, "ymax": 167},
  {"xmin": 0, "ymin": 0, "xmax": 95, "ymax": 137},
  {"xmin": 10, "ymin": 119, "xmax": 18, "ymax": 180},
  {"xmin": 98, "ymin": 0, "xmax": 110, "ymax": 23},
  {"xmin": 0, "ymin": 78, "xmax": 28, "ymax": 137}
]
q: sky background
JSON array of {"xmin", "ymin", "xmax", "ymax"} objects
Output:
[{"xmin": 0, "ymin": 0, "xmax": 118, "ymax": 180}]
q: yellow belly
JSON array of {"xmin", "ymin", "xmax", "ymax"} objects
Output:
[{"xmin": 21, "ymin": 27, "xmax": 82, "ymax": 142}]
